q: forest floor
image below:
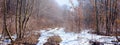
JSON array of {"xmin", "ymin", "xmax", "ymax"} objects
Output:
[
  {"xmin": 37, "ymin": 28, "xmax": 120, "ymax": 45},
  {"xmin": 0, "ymin": 27, "xmax": 120, "ymax": 45}
]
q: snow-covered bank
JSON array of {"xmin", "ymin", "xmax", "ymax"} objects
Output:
[{"xmin": 37, "ymin": 28, "xmax": 118, "ymax": 45}]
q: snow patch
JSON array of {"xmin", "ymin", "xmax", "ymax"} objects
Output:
[{"xmin": 37, "ymin": 28, "xmax": 117, "ymax": 45}]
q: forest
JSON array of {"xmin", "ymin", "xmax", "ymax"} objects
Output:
[{"xmin": 0, "ymin": 0, "xmax": 120, "ymax": 45}]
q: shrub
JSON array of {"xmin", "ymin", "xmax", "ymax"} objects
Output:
[{"xmin": 44, "ymin": 36, "xmax": 62, "ymax": 45}]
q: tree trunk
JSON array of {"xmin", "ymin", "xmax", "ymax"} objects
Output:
[
  {"xmin": 95, "ymin": 0, "xmax": 99, "ymax": 34},
  {"xmin": 3, "ymin": 0, "xmax": 13, "ymax": 42}
]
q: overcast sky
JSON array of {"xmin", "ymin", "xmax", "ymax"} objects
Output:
[{"xmin": 55, "ymin": 0, "xmax": 79, "ymax": 7}]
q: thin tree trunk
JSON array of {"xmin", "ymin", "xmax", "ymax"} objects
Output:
[
  {"xmin": 3, "ymin": 0, "xmax": 13, "ymax": 42},
  {"xmin": 114, "ymin": 0, "xmax": 120, "ymax": 42},
  {"xmin": 95, "ymin": 0, "xmax": 99, "ymax": 34},
  {"xmin": 105, "ymin": 0, "xmax": 110, "ymax": 36}
]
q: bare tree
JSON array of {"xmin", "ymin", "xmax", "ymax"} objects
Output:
[
  {"xmin": 94, "ymin": 0, "xmax": 100, "ymax": 34},
  {"xmin": 15, "ymin": 0, "xmax": 34, "ymax": 39},
  {"xmin": 2, "ymin": 0, "xmax": 13, "ymax": 42}
]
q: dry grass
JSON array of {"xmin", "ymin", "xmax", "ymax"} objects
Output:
[
  {"xmin": 12, "ymin": 32, "xmax": 40, "ymax": 45},
  {"xmin": 43, "ymin": 36, "xmax": 62, "ymax": 45}
]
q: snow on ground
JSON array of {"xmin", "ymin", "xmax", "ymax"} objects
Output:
[
  {"xmin": 37, "ymin": 28, "xmax": 117, "ymax": 45},
  {"xmin": 0, "ymin": 34, "xmax": 17, "ymax": 45}
]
